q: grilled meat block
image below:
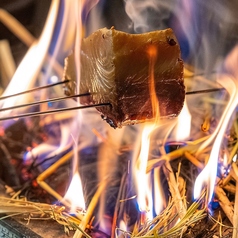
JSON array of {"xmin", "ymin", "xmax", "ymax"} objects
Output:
[{"xmin": 64, "ymin": 27, "xmax": 185, "ymax": 128}]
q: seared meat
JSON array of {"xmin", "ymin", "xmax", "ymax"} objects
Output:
[{"xmin": 64, "ymin": 27, "xmax": 185, "ymax": 128}]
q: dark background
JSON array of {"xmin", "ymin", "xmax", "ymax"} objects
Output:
[
  {"xmin": 1, "ymin": 0, "xmax": 238, "ymax": 71},
  {"xmin": 0, "ymin": 0, "xmax": 51, "ymax": 65}
]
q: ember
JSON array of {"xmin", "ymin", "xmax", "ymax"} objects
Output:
[{"xmin": 0, "ymin": 0, "xmax": 238, "ymax": 238}]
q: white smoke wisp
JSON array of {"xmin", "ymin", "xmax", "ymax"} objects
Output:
[
  {"xmin": 124, "ymin": 0, "xmax": 238, "ymax": 74},
  {"xmin": 124, "ymin": 0, "xmax": 174, "ymax": 33}
]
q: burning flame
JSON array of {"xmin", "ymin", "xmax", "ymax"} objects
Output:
[
  {"xmin": 194, "ymin": 45, "xmax": 238, "ymax": 202},
  {"xmin": 175, "ymin": 99, "xmax": 191, "ymax": 141},
  {"xmin": 3, "ymin": 0, "xmax": 238, "ymax": 235},
  {"xmin": 147, "ymin": 45, "xmax": 159, "ymax": 120},
  {"xmin": 134, "ymin": 123, "xmax": 156, "ymax": 220},
  {"xmin": 64, "ymin": 171, "xmax": 85, "ymax": 211},
  {"xmin": 133, "ymin": 44, "xmax": 163, "ymax": 220},
  {"xmin": 0, "ymin": 0, "xmax": 99, "ymax": 212},
  {"xmin": 0, "ymin": 1, "xmax": 59, "ymax": 112},
  {"xmin": 62, "ymin": 0, "xmax": 99, "ymax": 212}
]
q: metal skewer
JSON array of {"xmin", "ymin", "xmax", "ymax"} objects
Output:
[
  {"xmin": 0, "ymin": 79, "xmax": 70, "ymax": 101},
  {"xmin": 0, "ymin": 84, "xmax": 225, "ymax": 122},
  {"xmin": 185, "ymin": 88, "xmax": 225, "ymax": 95},
  {"xmin": 0, "ymin": 80, "xmax": 111, "ymax": 121},
  {"xmin": 0, "ymin": 93, "xmax": 90, "ymax": 112},
  {"xmin": 0, "ymin": 103, "xmax": 111, "ymax": 121}
]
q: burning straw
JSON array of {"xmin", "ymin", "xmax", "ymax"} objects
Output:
[
  {"xmin": 2, "ymin": 1, "xmax": 238, "ymax": 238},
  {"xmin": 0, "ymin": 192, "xmax": 206, "ymax": 238},
  {"xmin": 117, "ymin": 194, "xmax": 207, "ymax": 238}
]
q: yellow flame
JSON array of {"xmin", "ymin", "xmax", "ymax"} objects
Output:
[
  {"xmin": 62, "ymin": 0, "xmax": 100, "ymax": 215},
  {"xmin": 64, "ymin": 171, "xmax": 85, "ymax": 212},
  {"xmin": 153, "ymin": 167, "xmax": 164, "ymax": 215},
  {"xmin": 117, "ymin": 220, "xmax": 127, "ymax": 237},
  {"xmin": 135, "ymin": 123, "xmax": 155, "ymax": 219},
  {"xmin": 233, "ymin": 154, "xmax": 237, "ymax": 163},
  {"xmin": 1, "ymin": 0, "xmax": 91, "ymax": 212},
  {"xmin": 175, "ymin": 99, "xmax": 191, "ymax": 141}
]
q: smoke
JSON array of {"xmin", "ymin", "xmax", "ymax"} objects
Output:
[
  {"xmin": 124, "ymin": 0, "xmax": 238, "ymax": 71},
  {"xmin": 124, "ymin": 0, "xmax": 174, "ymax": 33}
]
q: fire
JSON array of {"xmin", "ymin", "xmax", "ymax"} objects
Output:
[
  {"xmin": 147, "ymin": 45, "xmax": 159, "ymax": 121},
  {"xmin": 133, "ymin": 39, "xmax": 189, "ymax": 221},
  {"xmin": 133, "ymin": 44, "xmax": 163, "ymax": 221},
  {"xmin": 175, "ymin": 99, "xmax": 191, "ymax": 141},
  {"xmin": 2, "ymin": 0, "xmax": 238, "ymax": 237},
  {"xmin": 0, "ymin": 1, "xmax": 59, "ymax": 113},
  {"xmin": 64, "ymin": 171, "xmax": 85, "ymax": 212},
  {"xmin": 0, "ymin": 0, "xmax": 89, "ymax": 212},
  {"xmin": 194, "ymin": 46, "xmax": 238, "ymax": 202},
  {"xmin": 134, "ymin": 123, "xmax": 156, "ymax": 220}
]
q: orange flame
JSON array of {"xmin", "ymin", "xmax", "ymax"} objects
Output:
[
  {"xmin": 148, "ymin": 45, "xmax": 159, "ymax": 121},
  {"xmin": 133, "ymin": 45, "xmax": 164, "ymax": 220}
]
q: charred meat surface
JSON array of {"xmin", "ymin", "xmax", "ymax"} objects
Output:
[{"xmin": 64, "ymin": 27, "xmax": 185, "ymax": 128}]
